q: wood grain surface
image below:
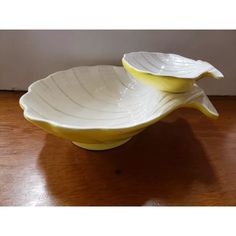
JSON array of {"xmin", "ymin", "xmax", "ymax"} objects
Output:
[{"xmin": 0, "ymin": 91, "xmax": 236, "ymax": 206}]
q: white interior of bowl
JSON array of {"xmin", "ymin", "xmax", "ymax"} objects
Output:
[
  {"xmin": 123, "ymin": 52, "xmax": 223, "ymax": 79},
  {"xmin": 20, "ymin": 66, "xmax": 217, "ymax": 130}
]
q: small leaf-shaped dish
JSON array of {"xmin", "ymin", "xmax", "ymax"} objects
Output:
[
  {"xmin": 20, "ymin": 65, "xmax": 218, "ymax": 151},
  {"xmin": 122, "ymin": 52, "xmax": 223, "ymax": 93}
]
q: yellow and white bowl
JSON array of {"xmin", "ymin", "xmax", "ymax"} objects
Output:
[
  {"xmin": 20, "ymin": 65, "xmax": 218, "ymax": 150},
  {"xmin": 122, "ymin": 52, "xmax": 223, "ymax": 93}
]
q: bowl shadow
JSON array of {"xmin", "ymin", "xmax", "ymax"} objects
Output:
[{"xmin": 38, "ymin": 118, "xmax": 218, "ymax": 206}]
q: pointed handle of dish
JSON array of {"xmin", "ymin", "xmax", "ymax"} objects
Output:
[
  {"xmin": 197, "ymin": 63, "xmax": 224, "ymax": 81},
  {"xmin": 184, "ymin": 94, "xmax": 219, "ymax": 119}
]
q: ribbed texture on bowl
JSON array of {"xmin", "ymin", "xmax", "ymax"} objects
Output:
[
  {"xmin": 123, "ymin": 52, "xmax": 224, "ymax": 79},
  {"xmin": 20, "ymin": 66, "xmax": 218, "ymax": 131}
]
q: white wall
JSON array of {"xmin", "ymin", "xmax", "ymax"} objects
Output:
[{"xmin": 0, "ymin": 30, "xmax": 235, "ymax": 95}]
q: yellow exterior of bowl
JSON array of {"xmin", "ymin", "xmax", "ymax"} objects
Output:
[
  {"xmin": 122, "ymin": 59, "xmax": 195, "ymax": 93},
  {"xmin": 20, "ymin": 98, "xmax": 218, "ymax": 151},
  {"xmin": 19, "ymin": 64, "xmax": 220, "ymax": 151}
]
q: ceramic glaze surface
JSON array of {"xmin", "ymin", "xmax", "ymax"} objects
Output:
[
  {"xmin": 20, "ymin": 65, "xmax": 218, "ymax": 150},
  {"xmin": 122, "ymin": 52, "xmax": 224, "ymax": 93},
  {"xmin": 123, "ymin": 52, "xmax": 224, "ymax": 79}
]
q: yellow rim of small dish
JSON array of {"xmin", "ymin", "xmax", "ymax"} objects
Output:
[{"xmin": 122, "ymin": 59, "xmax": 195, "ymax": 93}]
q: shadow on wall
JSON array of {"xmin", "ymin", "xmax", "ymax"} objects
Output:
[{"xmin": 37, "ymin": 118, "xmax": 218, "ymax": 206}]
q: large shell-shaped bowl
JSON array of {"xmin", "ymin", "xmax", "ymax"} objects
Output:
[
  {"xmin": 20, "ymin": 65, "xmax": 218, "ymax": 150},
  {"xmin": 122, "ymin": 52, "xmax": 224, "ymax": 93}
]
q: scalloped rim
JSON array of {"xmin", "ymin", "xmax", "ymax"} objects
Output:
[
  {"xmin": 19, "ymin": 67, "xmax": 219, "ymax": 132},
  {"xmin": 123, "ymin": 51, "xmax": 224, "ymax": 80}
]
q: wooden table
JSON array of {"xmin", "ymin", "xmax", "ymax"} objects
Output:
[{"xmin": 0, "ymin": 91, "xmax": 236, "ymax": 206}]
